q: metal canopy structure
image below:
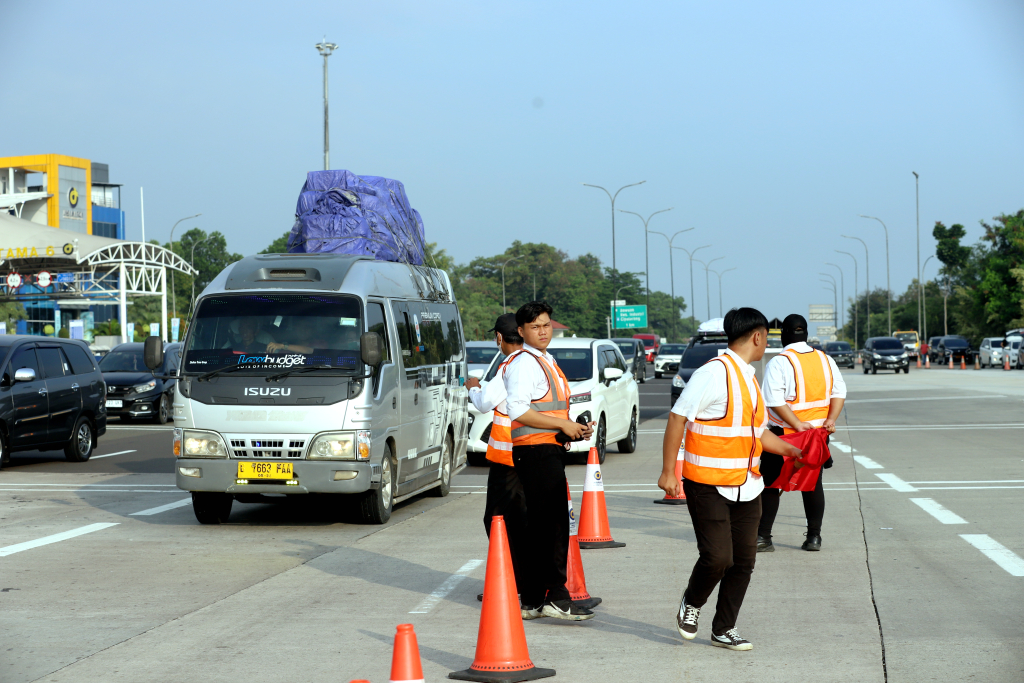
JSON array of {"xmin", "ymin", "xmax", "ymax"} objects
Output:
[{"xmin": 0, "ymin": 213, "xmax": 196, "ymax": 344}]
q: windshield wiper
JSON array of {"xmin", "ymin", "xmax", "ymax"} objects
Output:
[
  {"xmin": 265, "ymin": 365, "xmax": 354, "ymax": 382},
  {"xmin": 196, "ymin": 362, "xmax": 274, "ymax": 382}
]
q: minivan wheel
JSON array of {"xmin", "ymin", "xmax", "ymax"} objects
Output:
[
  {"xmin": 617, "ymin": 409, "xmax": 637, "ymax": 453},
  {"xmin": 0, "ymin": 430, "xmax": 9, "ymax": 469},
  {"xmin": 596, "ymin": 415, "xmax": 607, "ymax": 465},
  {"xmin": 359, "ymin": 446, "xmax": 393, "ymax": 524},
  {"xmin": 192, "ymin": 492, "xmax": 232, "ymax": 524},
  {"xmin": 64, "ymin": 417, "xmax": 94, "ymax": 462},
  {"xmin": 430, "ymin": 434, "xmax": 453, "ymax": 497},
  {"xmin": 154, "ymin": 393, "xmax": 171, "ymax": 424},
  {"xmin": 863, "ymin": 363, "xmax": 869, "ymax": 375}
]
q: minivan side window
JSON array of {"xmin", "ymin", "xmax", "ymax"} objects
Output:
[
  {"xmin": 64, "ymin": 344, "xmax": 98, "ymax": 375},
  {"xmin": 366, "ymin": 303, "xmax": 391, "ymax": 363},
  {"xmin": 390, "ymin": 302, "xmax": 415, "ymax": 367},
  {"xmin": 37, "ymin": 347, "xmax": 67, "ymax": 379},
  {"xmin": 6, "ymin": 346, "xmax": 40, "ymax": 382}
]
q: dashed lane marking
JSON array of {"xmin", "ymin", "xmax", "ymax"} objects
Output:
[
  {"xmin": 130, "ymin": 498, "xmax": 193, "ymax": 516},
  {"xmin": 845, "ymin": 394, "xmax": 1007, "ymax": 404},
  {"xmin": 854, "ymin": 455, "xmax": 884, "ymax": 469},
  {"xmin": 836, "ymin": 423, "xmax": 1024, "ymax": 431},
  {"xmin": 874, "ymin": 473, "xmax": 918, "ymax": 492},
  {"xmin": 910, "ymin": 498, "xmax": 968, "ymax": 524},
  {"xmin": 0, "ymin": 523, "xmax": 120, "ymax": 557},
  {"xmin": 90, "ymin": 450, "xmax": 138, "ymax": 460},
  {"xmin": 409, "ymin": 559, "xmax": 484, "ymax": 613},
  {"xmin": 959, "ymin": 535, "xmax": 1024, "ymax": 577},
  {"xmin": 830, "ymin": 441, "xmax": 855, "ymax": 453}
]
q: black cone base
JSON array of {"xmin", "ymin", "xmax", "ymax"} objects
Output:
[
  {"xmin": 574, "ymin": 596, "xmax": 602, "ymax": 609},
  {"xmin": 653, "ymin": 498, "xmax": 687, "ymax": 505},
  {"xmin": 578, "ymin": 540, "xmax": 626, "ymax": 549},
  {"xmin": 449, "ymin": 666, "xmax": 556, "ymax": 682}
]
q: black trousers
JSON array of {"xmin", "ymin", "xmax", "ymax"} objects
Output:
[
  {"xmin": 512, "ymin": 443, "xmax": 570, "ymax": 606},
  {"xmin": 758, "ymin": 426, "xmax": 826, "ymax": 539},
  {"xmin": 483, "ymin": 461, "xmax": 528, "ymax": 592},
  {"xmin": 683, "ymin": 479, "xmax": 761, "ymax": 634}
]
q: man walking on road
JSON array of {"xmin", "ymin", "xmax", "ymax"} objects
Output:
[
  {"xmin": 757, "ymin": 314, "xmax": 846, "ymax": 552},
  {"xmin": 504, "ymin": 301, "xmax": 595, "ymax": 621},
  {"xmin": 659, "ymin": 307, "xmax": 802, "ymax": 650}
]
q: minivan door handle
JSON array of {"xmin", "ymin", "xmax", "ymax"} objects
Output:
[
  {"xmin": 38, "ymin": 388, "xmax": 48, "ymax": 396},
  {"xmin": 414, "ymin": 393, "xmax": 418, "ymax": 405},
  {"xmin": 71, "ymin": 383, "xmax": 80, "ymax": 391},
  {"xmin": 392, "ymin": 396, "xmax": 396, "ymax": 409}
]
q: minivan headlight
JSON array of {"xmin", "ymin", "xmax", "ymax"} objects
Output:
[
  {"xmin": 570, "ymin": 393, "xmax": 591, "ymax": 404},
  {"xmin": 672, "ymin": 375, "xmax": 685, "ymax": 388},
  {"xmin": 308, "ymin": 431, "xmax": 370, "ymax": 460},
  {"xmin": 181, "ymin": 429, "xmax": 228, "ymax": 458}
]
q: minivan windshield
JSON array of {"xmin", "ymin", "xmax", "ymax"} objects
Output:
[
  {"xmin": 873, "ymin": 338, "xmax": 904, "ymax": 350},
  {"xmin": 181, "ymin": 293, "xmax": 363, "ymax": 374},
  {"xmin": 825, "ymin": 342, "xmax": 851, "ymax": 352},
  {"xmin": 467, "ymin": 346, "xmax": 498, "ymax": 365},
  {"xmin": 549, "ymin": 348, "xmax": 593, "ymax": 381},
  {"xmin": 943, "ymin": 338, "xmax": 968, "ymax": 348},
  {"xmin": 682, "ymin": 344, "xmax": 726, "ymax": 368},
  {"xmin": 895, "ymin": 332, "xmax": 918, "ymax": 343},
  {"xmin": 100, "ymin": 349, "xmax": 148, "ymax": 373},
  {"xmin": 659, "ymin": 344, "xmax": 686, "ymax": 355}
]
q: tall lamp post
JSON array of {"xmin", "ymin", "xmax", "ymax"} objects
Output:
[
  {"xmin": 695, "ymin": 257, "xmax": 724, "ymax": 320},
  {"xmin": 315, "ymin": 38, "xmax": 338, "ymax": 171},
  {"xmin": 619, "ymin": 208, "xmax": 673, "ymax": 323},
  {"xmin": 582, "ymin": 181, "xmax": 645, "ymax": 271},
  {"xmin": 501, "ymin": 254, "xmax": 524, "ymax": 313},
  {"xmin": 836, "ymin": 250, "xmax": 859, "ymax": 347},
  {"xmin": 168, "ymin": 213, "xmax": 201, "ymax": 319},
  {"xmin": 825, "ymin": 262, "xmax": 845, "ymax": 336},
  {"xmin": 709, "ymin": 267, "xmax": 736, "ymax": 317},
  {"xmin": 922, "ymin": 254, "xmax": 936, "ymax": 341},
  {"xmin": 913, "ymin": 172, "xmax": 921, "ymax": 336},
  {"xmin": 820, "ymin": 272, "xmax": 838, "ymax": 337},
  {"xmin": 841, "ymin": 235, "xmax": 870, "ymax": 340},
  {"xmin": 859, "ymin": 215, "xmax": 891, "ymax": 335},
  {"xmin": 674, "ymin": 244, "xmax": 710, "ymax": 333},
  {"xmin": 649, "ymin": 228, "xmax": 694, "ymax": 341},
  {"xmin": 821, "ymin": 280, "xmax": 838, "ymax": 336},
  {"xmin": 611, "ymin": 284, "xmax": 630, "ymax": 333},
  {"xmin": 189, "ymin": 234, "xmax": 215, "ymax": 316}
]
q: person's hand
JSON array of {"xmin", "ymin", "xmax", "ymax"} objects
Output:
[
  {"xmin": 788, "ymin": 444, "xmax": 805, "ymax": 468},
  {"xmin": 266, "ymin": 342, "xmax": 286, "ymax": 353},
  {"xmin": 822, "ymin": 418, "xmax": 837, "ymax": 434},
  {"xmin": 559, "ymin": 420, "xmax": 594, "ymax": 441},
  {"xmin": 658, "ymin": 470, "xmax": 681, "ymax": 497},
  {"xmin": 794, "ymin": 421, "xmax": 814, "ymax": 433},
  {"xmin": 465, "ymin": 377, "xmax": 481, "ymax": 390}
]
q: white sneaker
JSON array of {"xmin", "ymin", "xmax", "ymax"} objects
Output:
[
  {"xmin": 540, "ymin": 599, "xmax": 594, "ymax": 621},
  {"xmin": 711, "ymin": 628, "xmax": 753, "ymax": 651},
  {"xmin": 676, "ymin": 596, "xmax": 700, "ymax": 640},
  {"xmin": 521, "ymin": 604, "xmax": 544, "ymax": 620}
]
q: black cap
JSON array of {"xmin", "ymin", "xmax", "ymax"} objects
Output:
[
  {"xmin": 487, "ymin": 313, "xmax": 519, "ymax": 338},
  {"xmin": 781, "ymin": 313, "xmax": 809, "ymax": 345}
]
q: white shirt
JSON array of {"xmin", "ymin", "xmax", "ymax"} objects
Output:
[
  {"xmin": 503, "ymin": 344, "xmax": 568, "ymax": 422},
  {"xmin": 469, "ymin": 373, "xmax": 508, "ymax": 414},
  {"xmin": 763, "ymin": 342, "xmax": 847, "ymax": 425},
  {"xmin": 670, "ymin": 348, "xmax": 765, "ymax": 502}
]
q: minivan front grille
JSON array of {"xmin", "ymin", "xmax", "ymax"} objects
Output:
[{"xmin": 228, "ymin": 434, "xmax": 308, "ymax": 459}]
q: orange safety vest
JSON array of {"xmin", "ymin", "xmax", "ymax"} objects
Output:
[
  {"xmin": 485, "ymin": 354, "xmax": 518, "ymax": 467},
  {"xmin": 769, "ymin": 348, "xmax": 833, "ymax": 434},
  {"xmin": 682, "ymin": 353, "xmax": 766, "ymax": 486},
  {"xmin": 508, "ymin": 350, "xmax": 571, "ymax": 447}
]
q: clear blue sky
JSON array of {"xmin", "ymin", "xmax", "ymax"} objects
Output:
[{"xmin": 3, "ymin": 0, "xmax": 1023, "ymax": 331}]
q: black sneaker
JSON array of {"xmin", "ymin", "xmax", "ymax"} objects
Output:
[
  {"xmin": 802, "ymin": 533, "xmax": 822, "ymax": 551},
  {"xmin": 540, "ymin": 599, "xmax": 594, "ymax": 621},
  {"xmin": 676, "ymin": 595, "xmax": 700, "ymax": 640},
  {"xmin": 756, "ymin": 535, "xmax": 774, "ymax": 553},
  {"xmin": 711, "ymin": 628, "xmax": 753, "ymax": 651}
]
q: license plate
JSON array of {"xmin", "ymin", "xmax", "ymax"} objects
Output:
[
  {"xmin": 237, "ymin": 462, "xmax": 294, "ymax": 479},
  {"xmin": 106, "ymin": 399, "xmax": 123, "ymax": 408}
]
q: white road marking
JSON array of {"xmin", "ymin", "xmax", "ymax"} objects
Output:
[
  {"xmin": 854, "ymin": 455, "xmax": 884, "ymax": 469},
  {"xmin": 875, "ymin": 473, "xmax": 918, "ymax": 492},
  {"xmin": 837, "ymin": 423, "xmax": 1024, "ymax": 432},
  {"xmin": 105, "ymin": 426, "xmax": 174, "ymax": 431},
  {"xmin": 830, "ymin": 441, "xmax": 855, "ymax": 453},
  {"xmin": 90, "ymin": 450, "xmax": 138, "ymax": 460},
  {"xmin": 0, "ymin": 489, "xmax": 184, "ymax": 494},
  {"xmin": 409, "ymin": 559, "xmax": 484, "ymax": 613},
  {"xmin": 0, "ymin": 523, "xmax": 119, "ymax": 557},
  {"xmin": 959, "ymin": 535, "xmax": 1024, "ymax": 576},
  {"xmin": 130, "ymin": 498, "xmax": 193, "ymax": 516},
  {"xmin": 845, "ymin": 394, "xmax": 1006, "ymax": 404},
  {"xmin": 910, "ymin": 498, "xmax": 968, "ymax": 524},
  {"xmin": 0, "ymin": 483, "xmax": 176, "ymax": 487}
]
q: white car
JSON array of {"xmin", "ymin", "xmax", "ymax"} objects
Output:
[
  {"xmin": 654, "ymin": 343, "xmax": 687, "ymax": 379},
  {"xmin": 466, "ymin": 340, "xmax": 499, "ymax": 375},
  {"xmin": 465, "ymin": 338, "xmax": 640, "ymax": 464}
]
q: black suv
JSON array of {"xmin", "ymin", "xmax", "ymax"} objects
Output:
[
  {"xmin": 99, "ymin": 342, "xmax": 181, "ymax": 423},
  {"xmin": 0, "ymin": 336, "xmax": 107, "ymax": 466},
  {"xmin": 671, "ymin": 341, "xmax": 729, "ymax": 405},
  {"xmin": 824, "ymin": 341, "xmax": 855, "ymax": 368},
  {"xmin": 930, "ymin": 336, "xmax": 972, "ymax": 365},
  {"xmin": 860, "ymin": 337, "xmax": 910, "ymax": 374},
  {"xmin": 611, "ymin": 338, "xmax": 647, "ymax": 383}
]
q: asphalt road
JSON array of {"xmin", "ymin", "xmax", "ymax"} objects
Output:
[{"xmin": 2, "ymin": 363, "xmax": 1022, "ymax": 682}]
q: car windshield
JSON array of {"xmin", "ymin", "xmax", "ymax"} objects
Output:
[
  {"xmin": 1013, "ymin": 341, "xmax": 1021, "ymax": 350},
  {"xmin": 181, "ymin": 293, "xmax": 363, "ymax": 374},
  {"xmin": 767, "ymin": 338, "xmax": 783, "ymax": 349},
  {"xmin": 100, "ymin": 349, "xmax": 148, "ymax": 372},
  {"xmin": 636, "ymin": 338, "xmax": 655, "ymax": 348},
  {"xmin": 944, "ymin": 338, "xmax": 968, "ymax": 348},
  {"xmin": 873, "ymin": 338, "xmax": 904, "ymax": 350},
  {"xmin": 484, "ymin": 353, "xmax": 507, "ymax": 382},
  {"xmin": 895, "ymin": 333, "xmax": 917, "ymax": 343},
  {"xmin": 550, "ymin": 348, "xmax": 593, "ymax": 381},
  {"xmin": 616, "ymin": 342, "xmax": 635, "ymax": 356},
  {"xmin": 826, "ymin": 342, "xmax": 851, "ymax": 352},
  {"xmin": 467, "ymin": 346, "xmax": 497, "ymax": 365},
  {"xmin": 681, "ymin": 344, "xmax": 725, "ymax": 369},
  {"xmin": 660, "ymin": 344, "xmax": 686, "ymax": 355}
]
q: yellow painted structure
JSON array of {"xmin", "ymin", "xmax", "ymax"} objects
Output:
[{"xmin": 0, "ymin": 154, "xmax": 93, "ymax": 234}]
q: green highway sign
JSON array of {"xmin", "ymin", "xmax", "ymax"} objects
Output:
[{"xmin": 613, "ymin": 305, "xmax": 647, "ymax": 329}]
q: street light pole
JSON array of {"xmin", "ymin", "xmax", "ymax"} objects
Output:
[
  {"xmin": 922, "ymin": 254, "xmax": 935, "ymax": 342},
  {"xmin": 168, "ymin": 213, "xmax": 201, "ymax": 318},
  {"xmin": 841, "ymin": 235, "xmax": 870, "ymax": 340},
  {"xmin": 649, "ymin": 228, "xmax": 694, "ymax": 341},
  {"xmin": 582, "ymin": 181, "xmax": 645, "ymax": 271},
  {"xmin": 859, "ymin": 215, "xmax": 891, "ymax": 335},
  {"xmin": 189, "ymin": 234, "xmax": 215, "ymax": 316},
  {"xmin": 673, "ymin": 244, "xmax": 710, "ymax": 333},
  {"xmin": 709, "ymin": 267, "xmax": 736, "ymax": 317},
  {"xmin": 695, "ymin": 257, "xmax": 724, "ymax": 320},
  {"xmin": 501, "ymin": 254, "xmax": 525, "ymax": 313},
  {"xmin": 913, "ymin": 172, "xmax": 921, "ymax": 337},
  {"xmin": 315, "ymin": 38, "xmax": 338, "ymax": 171},
  {"xmin": 612, "ymin": 284, "xmax": 629, "ymax": 332},
  {"xmin": 826, "ymin": 263, "xmax": 845, "ymax": 335},
  {"xmin": 619, "ymin": 208, "xmax": 673, "ymax": 325},
  {"xmin": 836, "ymin": 250, "xmax": 859, "ymax": 346},
  {"xmin": 821, "ymin": 281, "xmax": 837, "ymax": 334}
]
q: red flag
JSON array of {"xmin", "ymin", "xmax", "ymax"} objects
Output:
[{"xmin": 767, "ymin": 428, "xmax": 830, "ymax": 492}]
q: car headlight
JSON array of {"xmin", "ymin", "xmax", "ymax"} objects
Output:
[
  {"xmin": 899, "ymin": 352, "xmax": 908, "ymax": 359},
  {"xmin": 307, "ymin": 431, "xmax": 370, "ymax": 460},
  {"xmin": 179, "ymin": 429, "xmax": 228, "ymax": 458},
  {"xmin": 467, "ymin": 413, "xmax": 475, "ymax": 429},
  {"xmin": 672, "ymin": 375, "xmax": 685, "ymax": 388},
  {"xmin": 872, "ymin": 353, "xmax": 882, "ymax": 359},
  {"xmin": 131, "ymin": 380, "xmax": 157, "ymax": 394},
  {"xmin": 570, "ymin": 392, "xmax": 591, "ymax": 404}
]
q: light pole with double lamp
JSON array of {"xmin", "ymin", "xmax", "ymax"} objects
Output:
[
  {"xmin": 820, "ymin": 279, "xmax": 838, "ymax": 337},
  {"xmin": 922, "ymin": 254, "xmax": 936, "ymax": 339},
  {"xmin": 648, "ymin": 228, "xmax": 694, "ymax": 341},
  {"xmin": 582, "ymin": 181, "xmax": 645, "ymax": 272},
  {"xmin": 709, "ymin": 267, "xmax": 736, "ymax": 318},
  {"xmin": 315, "ymin": 38, "xmax": 339, "ymax": 171},
  {"xmin": 611, "ymin": 284, "xmax": 630, "ymax": 332},
  {"xmin": 673, "ymin": 243, "xmax": 710, "ymax": 333},
  {"xmin": 694, "ymin": 257, "xmax": 724, "ymax": 321},
  {"xmin": 619, "ymin": 208, "xmax": 673, "ymax": 322},
  {"xmin": 168, "ymin": 213, "xmax": 201, "ymax": 320},
  {"xmin": 841, "ymin": 235, "xmax": 870, "ymax": 340},
  {"xmin": 501, "ymin": 254, "xmax": 525, "ymax": 313},
  {"xmin": 913, "ymin": 172, "xmax": 921, "ymax": 336},
  {"xmin": 189, "ymin": 234, "xmax": 215, "ymax": 317},
  {"xmin": 859, "ymin": 215, "xmax": 891, "ymax": 335},
  {"xmin": 836, "ymin": 250, "xmax": 859, "ymax": 347},
  {"xmin": 826, "ymin": 262, "xmax": 845, "ymax": 336}
]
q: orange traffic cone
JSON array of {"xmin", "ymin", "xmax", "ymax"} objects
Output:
[
  {"xmin": 974, "ymin": 354, "xmax": 980, "ymax": 370},
  {"xmin": 916, "ymin": 355, "xmax": 922, "ymax": 369},
  {"xmin": 960, "ymin": 356, "xmax": 966, "ymax": 370},
  {"xmin": 948, "ymin": 356, "xmax": 953, "ymax": 369},
  {"xmin": 577, "ymin": 447, "xmax": 626, "ymax": 549},
  {"xmin": 390, "ymin": 624, "xmax": 425, "ymax": 683},
  {"xmin": 925, "ymin": 354, "xmax": 930, "ymax": 369},
  {"xmin": 654, "ymin": 445, "xmax": 687, "ymax": 505},
  {"xmin": 565, "ymin": 482, "xmax": 601, "ymax": 609},
  {"xmin": 449, "ymin": 516, "xmax": 555, "ymax": 682},
  {"xmin": 1005, "ymin": 354, "xmax": 1011, "ymax": 371}
]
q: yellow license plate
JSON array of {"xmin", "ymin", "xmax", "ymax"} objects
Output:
[{"xmin": 237, "ymin": 462, "xmax": 294, "ymax": 479}]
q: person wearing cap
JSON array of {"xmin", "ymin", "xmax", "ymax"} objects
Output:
[
  {"xmin": 465, "ymin": 313, "xmax": 526, "ymax": 592},
  {"xmin": 504, "ymin": 301, "xmax": 595, "ymax": 622},
  {"xmin": 757, "ymin": 313, "xmax": 847, "ymax": 553},
  {"xmin": 659, "ymin": 307, "xmax": 803, "ymax": 650}
]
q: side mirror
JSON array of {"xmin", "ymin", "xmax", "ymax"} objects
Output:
[
  {"xmin": 144, "ymin": 336, "xmax": 164, "ymax": 371},
  {"xmin": 603, "ymin": 367, "xmax": 624, "ymax": 381},
  {"xmin": 468, "ymin": 369, "xmax": 485, "ymax": 379},
  {"xmin": 360, "ymin": 331, "xmax": 385, "ymax": 367},
  {"xmin": 14, "ymin": 368, "xmax": 37, "ymax": 383}
]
